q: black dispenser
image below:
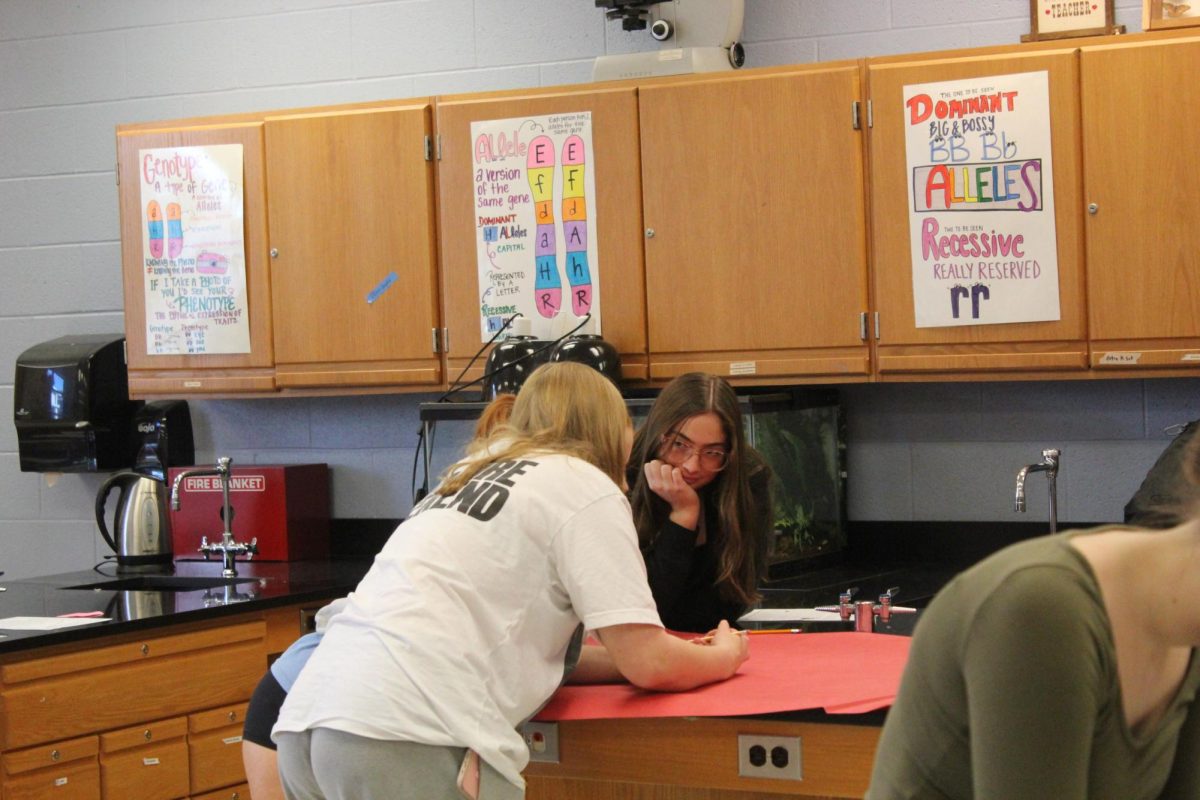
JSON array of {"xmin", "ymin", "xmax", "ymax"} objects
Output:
[
  {"xmin": 131, "ymin": 400, "xmax": 194, "ymax": 481},
  {"xmin": 13, "ymin": 334, "xmax": 141, "ymax": 472}
]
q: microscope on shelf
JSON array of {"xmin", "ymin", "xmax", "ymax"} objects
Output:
[{"xmin": 592, "ymin": 0, "xmax": 745, "ymax": 81}]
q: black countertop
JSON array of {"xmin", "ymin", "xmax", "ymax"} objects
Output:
[{"xmin": 0, "ymin": 559, "xmax": 373, "ymax": 655}]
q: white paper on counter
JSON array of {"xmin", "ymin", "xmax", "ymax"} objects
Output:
[
  {"xmin": 739, "ymin": 608, "xmax": 844, "ymax": 623},
  {"xmin": 0, "ymin": 616, "xmax": 111, "ymax": 631},
  {"xmin": 739, "ymin": 607, "xmax": 918, "ymax": 623}
]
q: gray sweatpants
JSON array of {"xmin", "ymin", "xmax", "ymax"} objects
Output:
[{"xmin": 275, "ymin": 728, "xmax": 523, "ymax": 800}]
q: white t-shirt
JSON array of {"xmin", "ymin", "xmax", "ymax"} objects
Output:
[{"xmin": 273, "ymin": 452, "xmax": 662, "ymax": 787}]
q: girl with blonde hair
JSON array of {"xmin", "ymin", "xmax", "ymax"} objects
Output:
[{"xmin": 273, "ymin": 363, "xmax": 748, "ymax": 800}]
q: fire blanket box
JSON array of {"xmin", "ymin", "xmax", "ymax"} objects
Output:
[{"xmin": 168, "ymin": 463, "xmax": 330, "ymax": 561}]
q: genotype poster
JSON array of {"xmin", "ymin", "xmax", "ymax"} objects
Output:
[
  {"xmin": 903, "ymin": 71, "xmax": 1061, "ymax": 328},
  {"xmin": 470, "ymin": 112, "xmax": 601, "ymax": 341},
  {"xmin": 138, "ymin": 144, "xmax": 250, "ymax": 355}
]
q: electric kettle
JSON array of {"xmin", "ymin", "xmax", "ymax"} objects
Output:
[{"xmin": 95, "ymin": 472, "xmax": 173, "ymax": 572}]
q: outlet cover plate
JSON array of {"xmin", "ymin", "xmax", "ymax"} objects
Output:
[
  {"xmin": 737, "ymin": 733, "xmax": 802, "ymax": 781},
  {"xmin": 521, "ymin": 721, "xmax": 560, "ymax": 763}
]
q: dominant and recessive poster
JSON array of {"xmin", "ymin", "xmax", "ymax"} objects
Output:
[
  {"xmin": 138, "ymin": 144, "xmax": 250, "ymax": 355},
  {"xmin": 470, "ymin": 111, "xmax": 601, "ymax": 342},
  {"xmin": 903, "ymin": 71, "xmax": 1061, "ymax": 328}
]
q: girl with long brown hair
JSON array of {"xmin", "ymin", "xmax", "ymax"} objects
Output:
[{"xmin": 628, "ymin": 372, "xmax": 773, "ymax": 633}]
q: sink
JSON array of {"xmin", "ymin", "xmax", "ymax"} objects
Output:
[{"xmin": 62, "ymin": 576, "xmax": 261, "ymax": 592}]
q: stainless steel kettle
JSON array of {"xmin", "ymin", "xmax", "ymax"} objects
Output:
[{"xmin": 95, "ymin": 472, "xmax": 173, "ymax": 572}]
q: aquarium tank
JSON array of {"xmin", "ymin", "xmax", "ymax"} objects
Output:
[{"xmin": 744, "ymin": 389, "xmax": 846, "ymax": 577}]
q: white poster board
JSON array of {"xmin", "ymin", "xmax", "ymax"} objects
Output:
[
  {"xmin": 904, "ymin": 71, "xmax": 1061, "ymax": 328},
  {"xmin": 470, "ymin": 112, "xmax": 600, "ymax": 341},
  {"xmin": 138, "ymin": 144, "xmax": 250, "ymax": 355}
]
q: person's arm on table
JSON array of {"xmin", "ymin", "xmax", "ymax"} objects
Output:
[{"xmin": 594, "ymin": 619, "xmax": 747, "ymax": 691}]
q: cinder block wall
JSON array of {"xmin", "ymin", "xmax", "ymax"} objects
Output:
[{"xmin": 0, "ymin": 0, "xmax": 1156, "ymax": 578}]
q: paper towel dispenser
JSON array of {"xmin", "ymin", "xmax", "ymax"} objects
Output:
[{"xmin": 13, "ymin": 334, "xmax": 141, "ymax": 472}]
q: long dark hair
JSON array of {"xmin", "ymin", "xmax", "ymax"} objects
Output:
[{"xmin": 629, "ymin": 373, "xmax": 770, "ymax": 605}]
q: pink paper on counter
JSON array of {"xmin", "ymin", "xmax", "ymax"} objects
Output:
[{"xmin": 536, "ymin": 632, "xmax": 911, "ymax": 721}]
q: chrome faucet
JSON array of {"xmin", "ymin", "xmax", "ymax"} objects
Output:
[
  {"xmin": 1015, "ymin": 448, "xmax": 1060, "ymax": 533},
  {"xmin": 170, "ymin": 457, "xmax": 258, "ymax": 577}
]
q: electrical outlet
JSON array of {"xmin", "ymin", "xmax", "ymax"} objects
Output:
[
  {"xmin": 737, "ymin": 734, "xmax": 802, "ymax": 781},
  {"xmin": 521, "ymin": 721, "xmax": 560, "ymax": 763}
]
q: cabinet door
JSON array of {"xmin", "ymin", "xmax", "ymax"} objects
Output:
[
  {"xmin": 116, "ymin": 123, "xmax": 276, "ymax": 396},
  {"xmin": 435, "ymin": 86, "xmax": 647, "ymax": 387},
  {"xmin": 638, "ymin": 66, "xmax": 870, "ymax": 384},
  {"xmin": 1082, "ymin": 37, "xmax": 1200, "ymax": 373},
  {"xmin": 867, "ymin": 50, "xmax": 1087, "ymax": 378},
  {"xmin": 265, "ymin": 104, "xmax": 441, "ymax": 389}
]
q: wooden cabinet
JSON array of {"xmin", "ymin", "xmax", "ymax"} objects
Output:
[
  {"xmin": 435, "ymin": 85, "xmax": 648, "ymax": 386},
  {"xmin": 0, "ymin": 623, "xmax": 262, "ymax": 751},
  {"xmin": 2, "ymin": 735, "xmax": 100, "ymax": 800},
  {"xmin": 1080, "ymin": 36, "xmax": 1200, "ymax": 374},
  {"xmin": 116, "ymin": 120, "xmax": 276, "ymax": 397},
  {"xmin": 99, "ymin": 717, "xmax": 189, "ymax": 800},
  {"xmin": 264, "ymin": 103, "xmax": 443, "ymax": 390},
  {"xmin": 524, "ymin": 717, "xmax": 879, "ymax": 799},
  {"xmin": 866, "ymin": 49, "xmax": 1088, "ymax": 379},
  {"xmin": 187, "ymin": 704, "xmax": 248, "ymax": 796},
  {"xmin": 0, "ymin": 621, "xmax": 264, "ymax": 799},
  {"xmin": 637, "ymin": 65, "xmax": 871, "ymax": 384}
]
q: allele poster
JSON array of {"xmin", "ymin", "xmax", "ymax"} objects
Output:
[
  {"xmin": 903, "ymin": 71, "xmax": 1061, "ymax": 328},
  {"xmin": 138, "ymin": 143, "xmax": 250, "ymax": 355},
  {"xmin": 470, "ymin": 111, "xmax": 600, "ymax": 342}
]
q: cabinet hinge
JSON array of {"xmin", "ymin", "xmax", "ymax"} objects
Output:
[
  {"xmin": 859, "ymin": 311, "xmax": 868, "ymax": 341},
  {"xmin": 424, "ymin": 135, "xmax": 442, "ymax": 162},
  {"xmin": 852, "ymin": 101, "xmax": 861, "ymax": 130},
  {"xmin": 874, "ymin": 311, "xmax": 881, "ymax": 340},
  {"xmin": 432, "ymin": 327, "xmax": 440, "ymax": 354},
  {"xmin": 442, "ymin": 326, "xmax": 449, "ymax": 353},
  {"xmin": 115, "ymin": 161, "xmax": 120, "ymax": 186},
  {"xmin": 867, "ymin": 99, "xmax": 874, "ymax": 128}
]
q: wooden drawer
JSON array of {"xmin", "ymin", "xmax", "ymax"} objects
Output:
[
  {"xmin": 188, "ymin": 704, "xmax": 248, "ymax": 737},
  {"xmin": 191, "ymin": 781, "xmax": 249, "ymax": 800},
  {"xmin": 99, "ymin": 718, "xmax": 188, "ymax": 800},
  {"xmin": 3, "ymin": 761, "xmax": 100, "ymax": 800},
  {"xmin": 0, "ymin": 623, "xmax": 264, "ymax": 750},
  {"xmin": 2, "ymin": 735, "xmax": 100, "ymax": 800},
  {"xmin": 188, "ymin": 704, "xmax": 248, "ymax": 796}
]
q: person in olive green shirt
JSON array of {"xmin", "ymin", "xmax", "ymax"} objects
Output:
[{"xmin": 867, "ymin": 523, "xmax": 1200, "ymax": 799}]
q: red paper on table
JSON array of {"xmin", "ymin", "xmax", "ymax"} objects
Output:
[{"xmin": 536, "ymin": 632, "xmax": 910, "ymax": 721}]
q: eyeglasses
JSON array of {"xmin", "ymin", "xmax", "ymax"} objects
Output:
[{"xmin": 659, "ymin": 432, "xmax": 729, "ymax": 471}]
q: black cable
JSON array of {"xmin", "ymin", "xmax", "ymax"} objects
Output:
[
  {"xmin": 438, "ymin": 313, "xmax": 592, "ymax": 403},
  {"xmin": 438, "ymin": 313, "xmax": 522, "ymax": 403},
  {"xmin": 411, "ymin": 313, "xmax": 520, "ymax": 503}
]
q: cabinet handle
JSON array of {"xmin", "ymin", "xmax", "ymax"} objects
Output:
[
  {"xmin": 143, "ymin": 729, "xmax": 153, "ymax": 741},
  {"xmin": 228, "ymin": 710, "xmax": 238, "ymax": 722},
  {"xmin": 50, "ymin": 749, "xmax": 60, "ymax": 762},
  {"xmin": 141, "ymin": 643, "xmax": 150, "ymax": 656},
  {"xmin": 1087, "ymin": 203, "xmax": 1098, "ymax": 215},
  {"xmin": 645, "ymin": 228, "xmax": 655, "ymax": 239},
  {"xmin": 270, "ymin": 248, "xmax": 279, "ymax": 258}
]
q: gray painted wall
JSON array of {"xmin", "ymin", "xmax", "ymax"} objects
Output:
[{"xmin": 0, "ymin": 0, "xmax": 1166, "ymax": 579}]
